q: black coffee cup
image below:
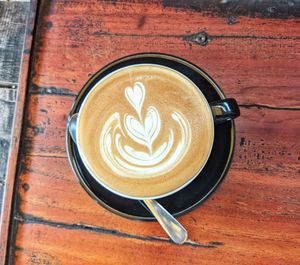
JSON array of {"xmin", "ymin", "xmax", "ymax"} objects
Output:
[{"xmin": 66, "ymin": 53, "xmax": 240, "ymax": 220}]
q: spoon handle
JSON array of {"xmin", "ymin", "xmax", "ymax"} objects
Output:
[{"xmin": 143, "ymin": 199, "xmax": 188, "ymax": 244}]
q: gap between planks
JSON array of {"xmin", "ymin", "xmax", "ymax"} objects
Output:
[
  {"xmin": 91, "ymin": 31, "xmax": 300, "ymax": 41},
  {"xmin": 13, "ymin": 213, "xmax": 224, "ymax": 249}
]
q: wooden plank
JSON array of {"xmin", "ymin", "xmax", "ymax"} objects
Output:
[
  {"xmin": 14, "ymin": 223, "xmax": 300, "ymax": 265},
  {"xmin": 47, "ymin": 1, "xmax": 300, "ymax": 37},
  {"xmin": 10, "ymin": 0, "xmax": 300, "ymax": 264},
  {"xmin": 0, "ymin": 0, "xmax": 29, "ymax": 197},
  {"xmin": 16, "ymin": 157, "xmax": 300, "ymax": 242},
  {"xmin": 0, "ymin": 0, "xmax": 30, "ymax": 214},
  {"xmin": 0, "ymin": 2, "xmax": 28, "ymax": 25},
  {"xmin": 22, "ymin": 95, "xmax": 299, "ymax": 174},
  {"xmin": 30, "ymin": 36, "xmax": 300, "ymax": 108},
  {"xmin": 0, "ymin": 1, "xmax": 29, "ymax": 84},
  {"xmin": 0, "ymin": 87, "xmax": 16, "ymax": 210},
  {"xmin": 0, "ymin": 1, "xmax": 37, "ymax": 264},
  {"xmin": 29, "ymin": 1, "xmax": 300, "ymax": 107},
  {"xmin": 0, "ymin": 87, "xmax": 16, "ymax": 137},
  {"xmin": 17, "ymin": 107, "xmax": 300, "ymax": 236},
  {"xmin": 0, "ymin": 1, "xmax": 30, "ymax": 260}
]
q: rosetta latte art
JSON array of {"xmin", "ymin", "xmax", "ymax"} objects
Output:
[{"xmin": 100, "ymin": 82, "xmax": 191, "ymax": 178}]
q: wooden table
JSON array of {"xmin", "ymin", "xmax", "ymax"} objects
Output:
[{"xmin": 1, "ymin": 1, "xmax": 300, "ymax": 264}]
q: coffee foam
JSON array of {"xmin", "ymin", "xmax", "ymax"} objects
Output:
[{"xmin": 78, "ymin": 65, "xmax": 214, "ymax": 198}]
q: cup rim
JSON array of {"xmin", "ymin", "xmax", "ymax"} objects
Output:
[{"xmin": 75, "ymin": 63, "xmax": 215, "ymax": 200}]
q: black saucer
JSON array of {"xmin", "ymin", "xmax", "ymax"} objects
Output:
[{"xmin": 66, "ymin": 53, "xmax": 235, "ymax": 221}]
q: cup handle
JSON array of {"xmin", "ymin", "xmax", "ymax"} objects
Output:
[
  {"xmin": 68, "ymin": 113, "xmax": 78, "ymax": 144},
  {"xmin": 210, "ymin": 98, "xmax": 240, "ymax": 125}
]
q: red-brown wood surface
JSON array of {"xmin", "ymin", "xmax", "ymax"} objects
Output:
[{"xmin": 9, "ymin": 1, "xmax": 300, "ymax": 264}]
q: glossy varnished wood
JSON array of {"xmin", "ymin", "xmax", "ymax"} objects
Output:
[
  {"xmin": 14, "ymin": 223, "xmax": 298, "ymax": 265},
  {"xmin": 9, "ymin": 0, "xmax": 300, "ymax": 264}
]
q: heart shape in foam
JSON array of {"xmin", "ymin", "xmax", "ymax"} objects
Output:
[{"xmin": 125, "ymin": 82, "xmax": 145, "ymax": 115}]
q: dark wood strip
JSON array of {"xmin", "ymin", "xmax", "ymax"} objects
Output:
[
  {"xmin": 80, "ymin": 30, "xmax": 300, "ymax": 40},
  {"xmin": 163, "ymin": 0, "xmax": 300, "ymax": 19},
  {"xmin": 16, "ymin": 213, "xmax": 218, "ymax": 249},
  {"xmin": 239, "ymin": 104, "xmax": 300, "ymax": 111},
  {"xmin": 45, "ymin": 1, "xmax": 300, "ymax": 38}
]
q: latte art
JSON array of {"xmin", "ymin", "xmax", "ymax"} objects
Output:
[
  {"xmin": 77, "ymin": 64, "xmax": 214, "ymax": 198},
  {"xmin": 100, "ymin": 82, "xmax": 191, "ymax": 178}
]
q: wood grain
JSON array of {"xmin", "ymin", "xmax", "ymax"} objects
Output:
[
  {"xmin": 163, "ymin": 0, "xmax": 300, "ymax": 19},
  {"xmin": 9, "ymin": 0, "xmax": 300, "ymax": 264},
  {"xmin": 17, "ymin": 107, "xmax": 300, "ymax": 236},
  {"xmin": 14, "ymin": 223, "xmax": 300, "ymax": 265},
  {"xmin": 0, "ymin": 1, "xmax": 36, "ymax": 264},
  {"xmin": 31, "ymin": 1, "xmax": 300, "ymax": 107},
  {"xmin": 22, "ymin": 95, "xmax": 300, "ymax": 173},
  {"xmin": 0, "ymin": 88, "xmax": 16, "ymax": 159},
  {"xmin": 0, "ymin": 0, "xmax": 29, "ymax": 210},
  {"xmin": 0, "ymin": 87, "xmax": 16, "ymax": 208},
  {"xmin": 0, "ymin": 1, "xmax": 31, "ymax": 261},
  {"xmin": 0, "ymin": 1, "xmax": 29, "ymax": 84}
]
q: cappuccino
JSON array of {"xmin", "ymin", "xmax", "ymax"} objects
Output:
[{"xmin": 77, "ymin": 64, "xmax": 214, "ymax": 198}]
